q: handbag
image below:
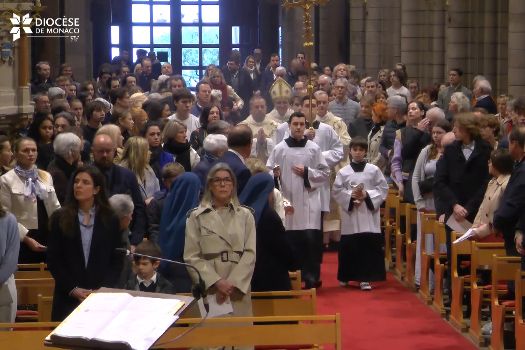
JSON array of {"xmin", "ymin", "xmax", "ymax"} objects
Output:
[{"xmin": 418, "ymin": 177, "xmax": 434, "ymax": 195}]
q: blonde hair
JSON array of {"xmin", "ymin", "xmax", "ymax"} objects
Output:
[
  {"xmin": 245, "ymin": 157, "xmax": 267, "ymax": 175},
  {"xmin": 119, "ymin": 136, "xmax": 150, "ymax": 180},
  {"xmin": 96, "ymin": 124, "xmax": 122, "ymax": 148},
  {"xmin": 202, "ymin": 162, "xmax": 239, "ymax": 207},
  {"xmin": 454, "ymin": 113, "xmax": 480, "ymax": 139},
  {"xmin": 162, "ymin": 120, "xmax": 187, "ymax": 143}
]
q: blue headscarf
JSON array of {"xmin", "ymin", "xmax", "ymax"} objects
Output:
[
  {"xmin": 239, "ymin": 173, "xmax": 275, "ymax": 224},
  {"xmin": 159, "ymin": 172, "xmax": 201, "ymax": 261}
]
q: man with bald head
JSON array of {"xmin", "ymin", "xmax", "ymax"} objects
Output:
[
  {"xmin": 218, "ymin": 124, "xmax": 253, "ymax": 194},
  {"xmin": 92, "ymin": 134, "xmax": 147, "ymax": 249}
]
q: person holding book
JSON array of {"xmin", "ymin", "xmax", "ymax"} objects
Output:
[
  {"xmin": 332, "ymin": 136, "xmax": 389, "ymax": 290},
  {"xmin": 47, "ymin": 165, "xmax": 126, "ymax": 321},
  {"xmin": 184, "ymin": 163, "xmax": 256, "ymax": 319},
  {"xmin": 124, "ymin": 241, "xmax": 175, "ymax": 294}
]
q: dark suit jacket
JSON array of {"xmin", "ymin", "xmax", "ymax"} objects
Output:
[
  {"xmin": 251, "ymin": 206, "xmax": 294, "ymax": 292},
  {"xmin": 433, "ymin": 139, "xmax": 492, "ymax": 222},
  {"xmin": 493, "ymin": 158, "xmax": 525, "ymax": 254},
  {"xmin": 47, "ymin": 156, "xmax": 77, "ymax": 205},
  {"xmin": 218, "ymin": 150, "xmax": 251, "ymax": 195},
  {"xmin": 102, "ymin": 164, "xmax": 148, "ymax": 245},
  {"xmin": 192, "ymin": 152, "xmax": 218, "ymax": 190},
  {"xmin": 47, "ymin": 208, "xmax": 125, "ymax": 321},
  {"xmin": 348, "ymin": 117, "xmax": 374, "ymax": 139},
  {"xmin": 146, "ymin": 190, "xmax": 168, "ymax": 244},
  {"xmin": 474, "ymin": 95, "xmax": 497, "ymax": 114}
]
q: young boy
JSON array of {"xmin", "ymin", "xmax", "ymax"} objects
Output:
[
  {"xmin": 332, "ymin": 136, "xmax": 389, "ymax": 290},
  {"xmin": 168, "ymin": 88, "xmax": 200, "ymax": 140},
  {"xmin": 125, "ymin": 241, "xmax": 175, "ymax": 294}
]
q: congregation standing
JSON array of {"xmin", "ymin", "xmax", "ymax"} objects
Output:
[{"xmin": 0, "ymin": 48, "xmax": 524, "ymax": 342}]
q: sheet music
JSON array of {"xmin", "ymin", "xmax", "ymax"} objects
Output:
[
  {"xmin": 52, "ymin": 293, "xmax": 134, "ymax": 340},
  {"xmin": 446, "ymin": 215, "xmax": 472, "ymax": 234},
  {"xmin": 453, "ymin": 228, "xmax": 476, "ymax": 244},
  {"xmin": 50, "ymin": 293, "xmax": 185, "ymax": 350},
  {"xmin": 206, "ymin": 294, "xmax": 233, "ymax": 317}
]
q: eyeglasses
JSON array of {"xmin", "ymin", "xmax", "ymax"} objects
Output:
[{"xmin": 212, "ymin": 177, "xmax": 233, "ymax": 185}]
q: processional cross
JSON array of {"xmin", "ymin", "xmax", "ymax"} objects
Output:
[{"xmin": 282, "ymin": 0, "xmax": 329, "ymax": 124}]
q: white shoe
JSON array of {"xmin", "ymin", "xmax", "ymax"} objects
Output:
[{"xmin": 360, "ymin": 282, "xmax": 372, "ymax": 291}]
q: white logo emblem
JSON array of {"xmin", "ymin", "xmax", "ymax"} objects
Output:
[{"xmin": 10, "ymin": 13, "xmax": 33, "ymax": 42}]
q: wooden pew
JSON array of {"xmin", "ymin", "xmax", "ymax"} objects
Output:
[
  {"xmin": 289, "ymin": 270, "xmax": 302, "ymax": 291},
  {"xmin": 0, "ymin": 315, "xmax": 342, "ymax": 350},
  {"xmin": 468, "ymin": 242, "xmax": 506, "ymax": 346},
  {"xmin": 383, "ymin": 188, "xmax": 398, "ymax": 269},
  {"xmin": 252, "ymin": 289, "xmax": 316, "ymax": 317},
  {"xmin": 404, "ymin": 204, "xmax": 418, "ymax": 290},
  {"xmin": 15, "ymin": 263, "xmax": 51, "ymax": 279},
  {"xmin": 15, "ymin": 277, "xmax": 55, "ymax": 322},
  {"xmin": 449, "ymin": 232, "xmax": 473, "ymax": 332},
  {"xmin": 515, "ymin": 270, "xmax": 525, "ymax": 350},
  {"xmin": 489, "ymin": 256, "xmax": 521, "ymax": 350},
  {"xmin": 394, "ymin": 197, "xmax": 407, "ymax": 279},
  {"xmin": 37, "ymin": 295, "xmax": 53, "ymax": 322},
  {"xmin": 432, "ymin": 221, "xmax": 448, "ymax": 316},
  {"xmin": 418, "ymin": 212, "xmax": 435, "ymax": 304}
]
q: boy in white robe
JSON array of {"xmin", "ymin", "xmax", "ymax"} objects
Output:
[
  {"xmin": 332, "ymin": 136, "xmax": 388, "ymax": 290},
  {"xmin": 267, "ymin": 111, "xmax": 330, "ymax": 289}
]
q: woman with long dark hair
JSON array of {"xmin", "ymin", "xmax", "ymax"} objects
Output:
[
  {"xmin": 47, "ymin": 165, "xmax": 125, "ymax": 321},
  {"xmin": 190, "ymin": 105, "xmax": 222, "ymax": 155},
  {"xmin": 28, "ymin": 112, "xmax": 55, "ymax": 170}
]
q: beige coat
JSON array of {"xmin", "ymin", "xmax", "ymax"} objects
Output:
[
  {"xmin": 0, "ymin": 169, "xmax": 61, "ymax": 240},
  {"xmin": 473, "ymin": 174, "xmax": 511, "ymax": 226},
  {"xmin": 368, "ymin": 125, "xmax": 386, "ymax": 172},
  {"xmin": 184, "ymin": 203, "xmax": 256, "ymax": 317}
]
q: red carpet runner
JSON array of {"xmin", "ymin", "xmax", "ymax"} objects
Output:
[{"xmin": 317, "ymin": 252, "xmax": 477, "ymax": 350}]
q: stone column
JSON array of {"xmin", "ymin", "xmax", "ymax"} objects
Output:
[
  {"xmin": 348, "ymin": 0, "xmax": 365, "ymax": 70},
  {"xmin": 445, "ymin": 0, "xmax": 470, "ymax": 78},
  {"xmin": 65, "ymin": 0, "xmax": 92, "ymax": 81},
  {"xmin": 495, "ymin": 0, "xmax": 508, "ymax": 95},
  {"xmin": 281, "ymin": 6, "xmax": 309, "ymax": 68},
  {"xmin": 429, "ymin": 1, "xmax": 446, "ymax": 87},
  {"xmin": 508, "ymin": 0, "xmax": 525, "ymax": 97},
  {"xmin": 400, "ymin": 0, "xmax": 422, "ymax": 82},
  {"xmin": 363, "ymin": 0, "xmax": 384, "ymax": 77},
  {"xmin": 318, "ymin": 0, "xmax": 346, "ymax": 67}
]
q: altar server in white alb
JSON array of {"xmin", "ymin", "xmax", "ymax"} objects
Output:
[
  {"xmin": 274, "ymin": 95, "xmax": 343, "ymax": 214},
  {"xmin": 267, "ymin": 111, "xmax": 330, "ymax": 289},
  {"xmin": 332, "ymin": 136, "xmax": 388, "ymax": 291}
]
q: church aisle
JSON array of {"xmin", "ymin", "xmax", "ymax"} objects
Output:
[{"xmin": 316, "ymin": 252, "xmax": 477, "ymax": 350}]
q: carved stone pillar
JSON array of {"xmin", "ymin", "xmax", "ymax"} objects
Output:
[{"xmin": 445, "ymin": 0, "xmax": 470, "ymax": 77}]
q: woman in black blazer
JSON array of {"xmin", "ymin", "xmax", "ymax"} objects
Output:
[
  {"xmin": 47, "ymin": 165, "xmax": 126, "ymax": 321},
  {"xmin": 433, "ymin": 112, "xmax": 492, "ymax": 292}
]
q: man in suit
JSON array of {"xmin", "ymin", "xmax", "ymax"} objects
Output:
[
  {"xmin": 218, "ymin": 125, "xmax": 253, "ymax": 195},
  {"xmin": 437, "ymin": 68, "xmax": 472, "ymax": 113},
  {"xmin": 493, "ymin": 127, "xmax": 525, "ymax": 258},
  {"xmin": 222, "ymin": 54, "xmax": 254, "ymax": 118},
  {"xmin": 473, "ymin": 79, "xmax": 497, "ymax": 114},
  {"xmin": 92, "ymin": 134, "xmax": 147, "ymax": 249}
]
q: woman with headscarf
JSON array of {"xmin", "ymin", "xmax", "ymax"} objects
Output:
[
  {"xmin": 159, "ymin": 172, "xmax": 200, "ymax": 292},
  {"xmin": 239, "ymin": 173, "xmax": 293, "ymax": 292}
]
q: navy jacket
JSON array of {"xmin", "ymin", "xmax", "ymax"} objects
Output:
[
  {"xmin": 192, "ymin": 151, "xmax": 218, "ymax": 190},
  {"xmin": 474, "ymin": 96, "xmax": 497, "ymax": 114},
  {"xmin": 493, "ymin": 158, "xmax": 525, "ymax": 254},
  {"xmin": 218, "ymin": 150, "xmax": 251, "ymax": 195}
]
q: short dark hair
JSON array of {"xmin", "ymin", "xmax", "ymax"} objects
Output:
[
  {"xmin": 450, "ymin": 68, "xmax": 464, "ymax": 76},
  {"xmin": 509, "ymin": 126, "xmax": 525, "ymax": 149},
  {"xmin": 134, "ymin": 241, "xmax": 162, "ymax": 263},
  {"xmin": 490, "ymin": 149, "xmax": 514, "ymax": 175},
  {"xmin": 196, "ymin": 80, "xmax": 210, "ymax": 93},
  {"xmin": 301, "ymin": 95, "xmax": 316, "ymax": 104},
  {"xmin": 173, "ymin": 88, "xmax": 193, "ymax": 103},
  {"xmin": 227, "ymin": 125, "xmax": 252, "ymax": 148},
  {"xmin": 109, "ymin": 87, "xmax": 128, "ymax": 105},
  {"xmin": 85, "ymin": 100, "xmax": 106, "ymax": 121},
  {"xmin": 288, "ymin": 111, "xmax": 306, "ymax": 124},
  {"xmin": 350, "ymin": 136, "xmax": 368, "ymax": 151},
  {"xmin": 141, "ymin": 120, "xmax": 162, "ymax": 137},
  {"xmin": 510, "ymin": 96, "xmax": 525, "ymax": 115}
]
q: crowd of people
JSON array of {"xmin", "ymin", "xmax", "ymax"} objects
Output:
[{"xmin": 0, "ymin": 47, "xmax": 524, "ymax": 337}]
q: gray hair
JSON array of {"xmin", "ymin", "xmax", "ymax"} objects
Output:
[
  {"xmin": 451, "ymin": 92, "xmax": 471, "ymax": 112},
  {"xmin": 53, "ymin": 132, "xmax": 82, "ymax": 158},
  {"xmin": 207, "ymin": 120, "xmax": 231, "ymax": 135},
  {"xmin": 476, "ymin": 79, "xmax": 492, "ymax": 94},
  {"xmin": 318, "ymin": 74, "xmax": 332, "ymax": 84},
  {"xmin": 202, "ymin": 162, "xmax": 239, "ymax": 207},
  {"xmin": 426, "ymin": 107, "xmax": 446, "ymax": 122},
  {"xmin": 334, "ymin": 78, "xmax": 349, "ymax": 88},
  {"xmin": 203, "ymin": 134, "xmax": 228, "ymax": 155},
  {"xmin": 387, "ymin": 95, "xmax": 408, "ymax": 115},
  {"xmin": 314, "ymin": 90, "xmax": 329, "ymax": 99},
  {"xmin": 275, "ymin": 66, "xmax": 287, "ymax": 77},
  {"xmin": 109, "ymin": 194, "xmax": 134, "ymax": 219}
]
